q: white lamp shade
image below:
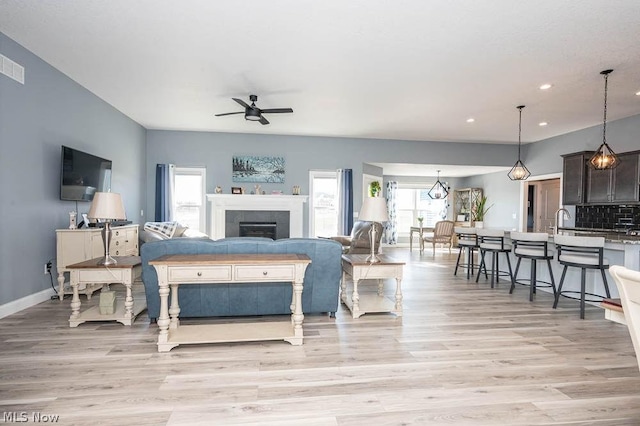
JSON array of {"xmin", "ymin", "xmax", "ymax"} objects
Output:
[
  {"xmin": 87, "ymin": 192, "xmax": 126, "ymax": 220},
  {"xmin": 359, "ymin": 196, "xmax": 389, "ymax": 222}
]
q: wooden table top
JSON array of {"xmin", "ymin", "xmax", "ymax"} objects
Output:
[
  {"xmin": 342, "ymin": 254, "xmax": 405, "ymax": 266},
  {"xmin": 149, "ymin": 253, "xmax": 312, "ymax": 266},
  {"xmin": 67, "ymin": 256, "xmax": 141, "ymax": 269}
]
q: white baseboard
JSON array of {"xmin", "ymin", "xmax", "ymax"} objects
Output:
[{"xmin": 0, "ymin": 288, "xmax": 56, "ymax": 319}]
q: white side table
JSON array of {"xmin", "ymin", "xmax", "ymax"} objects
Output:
[
  {"xmin": 341, "ymin": 254, "xmax": 405, "ymax": 319},
  {"xmin": 67, "ymin": 256, "xmax": 145, "ymax": 327}
]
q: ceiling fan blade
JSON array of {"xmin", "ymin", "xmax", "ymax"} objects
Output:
[
  {"xmin": 215, "ymin": 111, "xmax": 244, "ymax": 117},
  {"xmin": 260, "ymin": 108, "xmax": 293, "ymax": 114},
  {"xmin": 259, "ymin": 116, "xmax": 270, "ymax": 125},
  {"xmin": 232, "ymin": 98, "xmax": 252, "ymax": 109}
]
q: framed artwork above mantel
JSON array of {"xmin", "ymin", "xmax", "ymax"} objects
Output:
[{"xmin": 232, "ymin": 155, "xmax": 285, "ymax": 183}]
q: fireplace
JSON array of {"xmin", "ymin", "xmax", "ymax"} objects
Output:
[
  {"xmin": 207, "ymin": 194, "xmax": 308, "ymax": 240},
  {"xmin": 225, "ymin": 210, "xmax": 289, "ymax": 239},
  {"xmin": 239, "ymin": 222, "xmax": 277, "ymax": 239}
]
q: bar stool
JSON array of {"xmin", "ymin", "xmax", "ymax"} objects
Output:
[
  {"xmin": 509, "ymin": 232, "xmax": 556, "ymax": 301},
  {"xmin": 475, "ymin": 229, "xmax": 514, "ymax": 288},
  {"xmin": 553, "ymin": 234, "xmax": 611, "ymax": 319},
  {"xmin": 454, "ymin": 227, "xmax": 485, "ymax": 279}
]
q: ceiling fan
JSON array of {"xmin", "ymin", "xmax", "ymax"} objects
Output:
[{"xmin": 215, "ymin": 95, "xmax": 293, "ymax": 125}]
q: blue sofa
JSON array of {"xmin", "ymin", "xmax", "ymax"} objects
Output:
[{"xmin": 140, "ymin": 237, "xmax": 343, "ymax": 320}]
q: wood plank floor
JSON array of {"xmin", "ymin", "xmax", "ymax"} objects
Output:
[{"xmin": 1, "ymin": 247, "xmax": 639, "ymax": 425}]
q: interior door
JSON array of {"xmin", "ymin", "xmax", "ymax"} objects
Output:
[{"xmin": 535, "ymin": 179, "xmax": 560, "ymax": 233}]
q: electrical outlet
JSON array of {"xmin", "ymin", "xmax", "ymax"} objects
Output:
[{"xmin": 44, "ymin": 261, "xmax": 52, "ymax": 275}]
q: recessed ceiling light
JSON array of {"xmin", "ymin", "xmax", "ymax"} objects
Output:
[
  {"xmin": 539, "ymin": 83, "xmax": 552, "ymax": 90},
  {"xmin": 636, "ymin": 91, "xmax": 640, "ymax": 96},
  {"xmin": 466, "ymin": 118, "xmax": 475, "ymax": 123},
  {"xmin": 539, "ymin": 122, "xmax": 548, "ymax": 126}
]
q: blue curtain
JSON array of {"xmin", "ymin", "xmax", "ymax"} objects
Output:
[
  {"xmin": 155, "ymin": 164, "xmax": 175, "ymax": 222},
  {"xmin": 337, "ymin": 169, "xmax": 353, "ymax": 235},
  {"xmin": 386, "ymin": 181, "xmax": 398, "ymax": 244}
]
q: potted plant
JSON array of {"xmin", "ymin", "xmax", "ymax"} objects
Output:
[
  {"xmin": 417, "ymin": 216, "xmax": 424, "ymax": 228},
  {"xmin": 472, "ymin": 196, "xmax": 493, "ymax": 228},
  {"xmin": 369, "ymin": 181, "xmax": 381, "ymax": 197}
]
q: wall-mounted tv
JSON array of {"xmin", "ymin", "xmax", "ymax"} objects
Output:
[{"xmin": 60, "ymin": 146, "xmax": 112, "ymax": 201}]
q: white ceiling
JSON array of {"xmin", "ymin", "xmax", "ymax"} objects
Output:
[{"xmin": 1, "ymin": 1, "xmax": 640, "ymax": 148}]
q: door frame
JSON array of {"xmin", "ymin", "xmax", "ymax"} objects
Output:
[{"xmin": 518, "ymin": 172, "xmax": 563, "ymax": 232}]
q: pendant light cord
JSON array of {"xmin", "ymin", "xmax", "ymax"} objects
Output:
[
  {"xmin": 602, "ymin": 72, "xmax": 608, "ymax": 145},
  {"xmin": 517, "ymin": 105, "xmax": 525, "ymax": 160}
]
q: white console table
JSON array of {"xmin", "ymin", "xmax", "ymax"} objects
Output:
[
  {"xmin": 150, "ymin": 253, "xmax": 311, "ymax": 352},
  {"xmin": 56, "ymin": 225, "xmax": 139, "ymax": 300}
]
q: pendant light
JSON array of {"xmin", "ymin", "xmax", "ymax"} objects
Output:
[
  {"xmin": 589, "ymin": 69, "xmax": 619, "ymax": 170},
  {"xmin": 508, "ymin": 105, "xmax": 531, "ymax": 181},
  {"xmin": 428, "ymin": 170, "xmax": 449, "ymax": 199}
]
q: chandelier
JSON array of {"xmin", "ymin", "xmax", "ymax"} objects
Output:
[
  {"xmin": 589, "ymin": 69, "xmax": 619, "ymax": 170},
  {"xmin": 508, "ymin": 105, "xmax": 531, "ymax": 181},
  {"xmin": 428, "ymin": 170, "xmax": 449, "ymax": 199}
]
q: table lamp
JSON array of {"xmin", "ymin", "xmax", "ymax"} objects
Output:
[
  {"xmin": 87, "ymin": 192, "xmax": 126, "ymax": 265},
  {"xmin": 359, "ymin": 196, "xmax": 389, "ymax": 263}
]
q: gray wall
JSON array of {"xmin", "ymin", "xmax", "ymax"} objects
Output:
[
  {"xmin": 145, "ymin": 130, "xmax": 519, "ymax": 235},
  {"xmin": 464, "ymin": 113, "xmax": 640, "ymax": 230},
  {"xmin": 4, "ymin": 27, "xmax": 640, "ymax": 308},
  {"xmin": 523, "ymin": 113, "xmax": 640, "ymax": 176},
  {"xmin": 0, "ymin": 33, "xmax": 146, "ymax": 305},
  {"xmin": 461, "ymin": 172, "xmax": 522, "ymax": 230}
]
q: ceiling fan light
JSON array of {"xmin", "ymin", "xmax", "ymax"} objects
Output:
[{"xmin": 245, "ymin": 109, "xmax": 261, "ymax": 121}]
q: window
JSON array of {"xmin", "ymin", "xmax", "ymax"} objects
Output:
[
  {"xmin": 309, "ymin": 170, "xmax": 338, "ymax": 237},
  {"xmin": 173, "ymin": 167, "xmax": 206, "ymax": 232},
  {"xmin": 396, "ymin": 185, "xmax": 448, "ymax": 235}
]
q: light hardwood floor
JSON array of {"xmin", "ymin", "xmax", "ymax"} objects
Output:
[{"xmin": 1, "ymin": 248, "xmax": 639, "ymax": 425}]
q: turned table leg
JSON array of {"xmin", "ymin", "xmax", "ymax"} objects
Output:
[
  {"xmin": 57, "ymin": 272, "xmax": 66, "ymax": 301},
  {"xmin": 351, "ymin": 277, "xmax": 362, "ymax": 319},
  {"xmin": 68, "ymin": 270, "xmax": 82, "ymax": 327},
  {"xmin": 394, "ymin": 277, "xmax": 403, "ymax": 317}
]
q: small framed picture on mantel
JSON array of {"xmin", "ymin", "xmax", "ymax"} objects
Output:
[{"xmin": 231, "ymin": 187, "xmax": 243, "ymax": 194}]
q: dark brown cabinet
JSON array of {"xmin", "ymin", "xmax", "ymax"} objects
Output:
[
  {"xmin": 562, "ymin": 152, "xmax": 592, "ymax": 205},
  {"xmin": 586, "ymin": 151, "xmax": 640, "ymax": 203}
]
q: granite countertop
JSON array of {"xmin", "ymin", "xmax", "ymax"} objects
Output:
[{"xmin": 557, "ymin": 227, "xmax": 640, "ymax": 244}]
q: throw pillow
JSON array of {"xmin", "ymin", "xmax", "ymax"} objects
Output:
[{"xmin": 144, "ymin": 221, "xmax": 178, "ymax": 239}]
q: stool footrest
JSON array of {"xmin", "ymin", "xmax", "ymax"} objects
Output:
[
  {"xmin": 556, "ymin": 290, "xmax": 609, "ymax": 304},
  {"xmin": 513, "ymin": 278, "xmax": 554, "ymax": 289}
]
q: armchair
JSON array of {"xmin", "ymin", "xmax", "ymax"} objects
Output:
[
  {"xmin": 422, "ymin": 220, "xmax": 455, "ymax": 254},
  {"xmin": 330, "ymin": 220, "xmax": 384, "ymax": 254}
]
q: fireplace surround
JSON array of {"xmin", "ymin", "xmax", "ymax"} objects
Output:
[{"xmin": 207, "ymin": 194, "xmax": 308, "ymax": 240}]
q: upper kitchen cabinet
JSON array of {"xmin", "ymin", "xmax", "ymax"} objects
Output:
[
  {"xmin": 611, "ymin": 151, "xmax": 640, "ymax": 203},
  {"xmin": 586, "ymin": 151, "xmax": 640, "ymax": 204},
  {"xmin": 562, "ymin": 152, "xmax": 592, "ymax": 205}
]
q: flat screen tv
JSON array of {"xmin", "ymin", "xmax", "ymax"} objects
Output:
[{"xmin": 60, "ymin": 146, "xmax": 112, "ymax": 201}]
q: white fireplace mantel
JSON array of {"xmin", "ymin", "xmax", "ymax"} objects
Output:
[{"xmin": 207, "ymin": 194, "xmax": 308, "ymax": 240}]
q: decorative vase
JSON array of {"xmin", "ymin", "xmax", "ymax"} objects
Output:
[{"xmin": 474, "ymin": 221, "xmax": 484, "ymax": 229}]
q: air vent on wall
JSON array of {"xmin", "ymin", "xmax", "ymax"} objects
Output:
[{"xmin": 1, "ymin": 53, "xmax": 25, "ymax": 84}]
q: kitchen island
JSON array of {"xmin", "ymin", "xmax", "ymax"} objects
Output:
[{"xmin": 492, "ymin": 229, "xmax": 640, "ymax": 303}]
